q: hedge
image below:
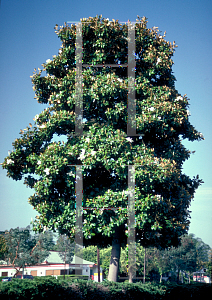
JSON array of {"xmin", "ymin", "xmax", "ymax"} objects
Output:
[{"xmin": 0, "ymin": 277, "xmax": 211, "ymax": 300}]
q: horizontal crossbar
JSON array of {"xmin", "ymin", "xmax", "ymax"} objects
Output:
[{"xmin": 82, "ymin": 64, "xmax": 128, "ymax": 67}]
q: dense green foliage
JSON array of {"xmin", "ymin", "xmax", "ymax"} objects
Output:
[{"xmin": 0, "ymin": 277, "xmax": 211, "ymax": 299}]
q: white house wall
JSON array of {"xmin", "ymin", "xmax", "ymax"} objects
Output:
[{"xmin": 0, "ymin": 264, "xmax": 102, "ymax": 282}]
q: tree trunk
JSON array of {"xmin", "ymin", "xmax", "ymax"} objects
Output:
[{"xmin": 107, "ymin": 226, "xmax": 123, "ymax": 282}]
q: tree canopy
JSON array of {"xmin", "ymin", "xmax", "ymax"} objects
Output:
[{"xmin": 2, "ymin": 15, "xmax": 204, "ymax": 281}]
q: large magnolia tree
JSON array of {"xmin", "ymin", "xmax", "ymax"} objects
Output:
[{"xmin": 2, "ymin": 15, "xmax": 203, "ymax": 282}]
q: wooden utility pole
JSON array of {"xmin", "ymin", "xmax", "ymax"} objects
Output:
[
  {"xmin": 64, "ymin": 241, "xmax": 67, "ymax": 280},
  {"xmin": 97, "ymin": 247, "xmax": 100, "ymax": 282},
  {"xmin": 143, "ymin": 247, "xmax": 146, "ymax": 284}
]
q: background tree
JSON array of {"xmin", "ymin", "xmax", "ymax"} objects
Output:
[
  {"xmin": 55, "ymin": 234, "xmax": 75, "ymax": 278},
  {"xmin": 168, "ymin": 234, "xmax": 197, "ymax": 283},
  {"xmin": 34, "ymin": 228, "xmax": 56, "ymax": 251},
  {"xmin": 145, "ymin": 234, "xmax": 210, "ymax": 283},
  {"xmin": 76, "ymin": 245, "xmax": 97, "ymax": 264},
  {"xmin": 207, "ymin": 249, "xmax": 212, "ymax": 281},
  {"xmin": 120, "ymin": 243, "xmax": 144, "ymax": 279},
  {"xmin": 0, "ymin": 234, "xmax": 8, "ymax": 261},
  {"xmin": 76, "ymin": 245, "xmax": 112, "ymax": 278},
  {"xmin": 120, "ymin": 245, "xmax": 170, "ymax": 282},
  {"xmin": 3, "ymin": 226, "xmax": 50, "ymax": 276},
  {"xmin": 143, "ymin": 247, "xmax": 171, "ymax": 282},
  {"xmin": 56, "ymin": 234, "xmax": 75, "ymax": 264},
  {"xmin": 191, "ymin": 235, "xmax": 211, "ymax": 271},
  {"xmin": 2, "ymin": 15, "xmax": 204, "ymax": 282}
]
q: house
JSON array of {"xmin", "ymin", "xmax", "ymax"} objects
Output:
[
  {"xmin": 0, "ymin": 251, "xmax": 103, "ymax": 282},
  {"xmin": 193, "ymin": 270, "xmax": 211, "ymax": 284}
]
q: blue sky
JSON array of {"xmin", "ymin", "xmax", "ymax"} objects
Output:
[{"xmin": 0, "ymin": 0, "xmax": 211, "ymax": 248}]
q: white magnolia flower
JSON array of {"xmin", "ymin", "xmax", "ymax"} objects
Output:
[
  {"xmin": 78, "ymin": 149, "xmax": 85, "ymax": 160},
  {"xmin": 158, "ymin": 116, "xmax": 161, "ymax": 120},
  {"xmin": 187, "ymin": 110, "xmax": 191, "ymax": 116},
  {"xmin": 46, "ymin": 59, "xmax": 51, "ymax": 64},
  {"xmin": 176, "ymin": 96, "xmax": 183, "ymax": 101},
  {"xmin": 37, "ymin": 124, "xmax": 46, "ymax": 129},
  {"xmin": 154, "ymin": 157, "xmax": 159, "ymax": 164},
  {"xmin": 117, "ymin": 78, "xmax": 123, "ymax": 82},
  {"xmin": 85, "ymin": 137, "xmax": 90, "ymax": 143},
  {"xmin": 7, "ymin": 159, "xmax": 14, "ymax": 165},
  {"xmin": 91, "ymin": 150, "xmax": 96, "ymax": 156},
  {"xmin": 34, "ymin": 114, "xmax": 39, "ymax": 121},
  {"xmin": 78, "ymin": 154, "xmax": 85, "ymax": 160},
  {"xmin": 44, "ymin": 168, "xmax": 50, "ymax": 175},
  {"xmin": 149, "ymin": 107, "xmax": 155, "ymax": 112},
  {"xmin": 126, "ymin": 137, "xmax": 133, "ymax": 143},
  {"xmin": 156, "ymin": 58, "xmax": 161, "ymax": 65},
  {"xmin": 37, "ymin": 160, "xmax": 42, "ymax": 165}
]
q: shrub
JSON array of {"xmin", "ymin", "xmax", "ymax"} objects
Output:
[{"xmin": 0, "ymin": 277, "xmax": 211, "ymax": 299}]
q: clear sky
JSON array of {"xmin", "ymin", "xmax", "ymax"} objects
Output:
[{"xmin": 0, "ymin": 0, "xmax": 211, "ymax": 248}]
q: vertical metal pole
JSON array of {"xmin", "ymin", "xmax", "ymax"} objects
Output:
[
  {"xmin": 75, "ymin": 22, "xmax": 83, "ymax": 136},
  {"xmin": 75, "ymin": 165, "xmax": 83, "ymax": 275},
  {"xmin": 128, "ymin": 165, "xmax": 136, "ymax": 282},
  {"xmin": 75, "ymin": 21, "xmax": 83, "ymax": 276},
  {"xmin": 127, "ymin": 22, "xmax": 136, "ymax": 136}
]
